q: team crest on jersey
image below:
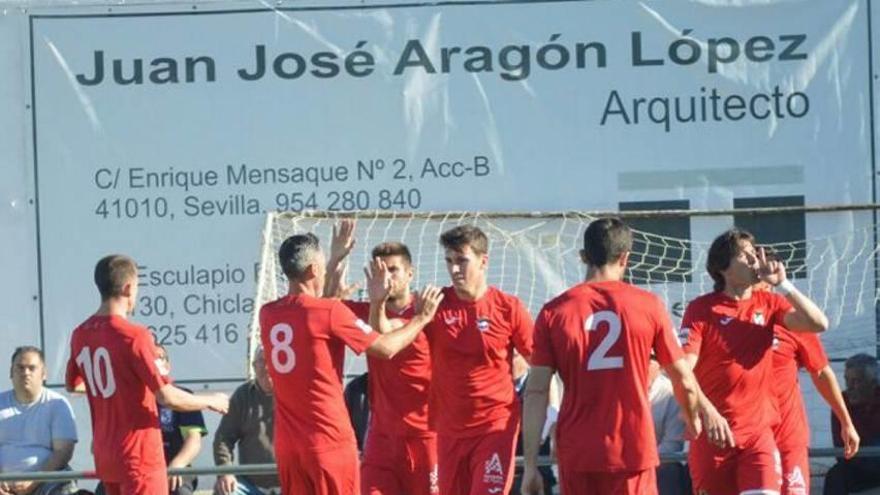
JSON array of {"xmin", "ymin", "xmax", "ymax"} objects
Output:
[
  {"xmin": 477, "ymin": 318, "xmax": 490, "ymax": 332},
  {"xmin": 354, "ymin": 319, "xmax": 373, "ymax": 334},
  {"xmin": 482, "ymin": 452, "xmax": 504, "ymax": 486},
  {"xmin": 752, "ymin": 311, "xmax": 765, "ymax": 325}
]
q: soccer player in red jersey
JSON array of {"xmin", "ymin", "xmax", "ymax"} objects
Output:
[
  {"xmin": 521, "ymin": 217, "xmax": 731, "ymax": 495},
  {"xmin": 65, "ymin": 254, "xmax": 229, "ymax": 495},
  {"xmin": 765, "ymin": 284, "xmax": 859, "ymax": 495},
  {"xmin": 682, "ymin": 229, "xmax": 830, "ymax": 495},
  {"xmin": 259, "ymin": 232, "xmax": 443, "ymax": 495},
  {"xmin": 325, "ymin": 221, "xmax": 438, "ymax": 495},
  {"xmin": 424, "ymin": 225, "xmax": 534, "ymax": 495}
]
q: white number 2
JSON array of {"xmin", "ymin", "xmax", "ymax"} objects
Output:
[
  {"xmin": 75, "ymin": 346, "xmax": 117, "ymax": 398},
  {"xmin": 270, "ymin": 323, "xmax": 296, "ymax": 373},
  {"xmin": 584, "ymin": 311, "xmax": 624, "ymax": 370}
]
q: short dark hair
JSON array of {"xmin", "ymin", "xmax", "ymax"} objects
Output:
[
  {"xmin": 94, "ymin": 255, "xmax": 138, "ymax": 300},
  {"xmin": 582, "ymin": 217, "xmax": 632, "ymax": 267},
  {"xmin": 11, "ymin": 346, "xmax": 44, "ymax": 366},
  {"xmin": 372, "ymin": 242, "xmax": 412, "ymax": 265},
  {"xmin": 845, "ymin": 353, "xmax": 879, "ymax": 383},
  {"xmin": 706, "ymin": 228, "xmax": 755, "ymax": 292},
  {"xmin": 279, "ymin": 233, "xmax": 320, "ymax": 279},
  {"xmin": 440, "ymin": 225, "xmax": 488, "ymax": 256}
]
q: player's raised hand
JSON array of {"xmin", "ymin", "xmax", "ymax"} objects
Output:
[
  {"xmin": 365, "ymin": 257, "xmax": 392, "ymax": 303},
  {"xmin": 330, "ymin": 219, "xmax": 357, "ymax": 264},
  {"xmin": 415, "ymin": 285, "xmax": 444, "ymax": 320},
  {"xmin": 756, "ymin": 247, "xmax": 786, "ymax": 287},
  {"xmin": 842, "ymin": 422, "xmax": 860, "ymax": 459},
  {"xmin": 519, "ymin": 465, "xmax": 546, "ymax": 495}
]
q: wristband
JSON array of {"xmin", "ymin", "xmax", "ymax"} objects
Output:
[{"xmin": 776, "ymin": 279, "xmax": 795, "ymax": 296}]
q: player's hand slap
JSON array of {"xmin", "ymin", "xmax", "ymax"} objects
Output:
[{"xmin": 414, "ymin": 285, "xmax": 444, "ymax": 320}]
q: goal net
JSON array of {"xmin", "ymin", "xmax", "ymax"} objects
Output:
[{"xmin": 251, "ymin": 209, "xmax": 880, "ymax": 369}]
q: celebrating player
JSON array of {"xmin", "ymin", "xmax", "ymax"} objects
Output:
[
  {"xmin": 425, "ymin": 225, "xmax": 534, "ymax": 495},
  {"xmin": 325, "ymin": 220, "xmax": 438, "ymax": 495},
  {"xmin": 682, "ymin": 228, "xmax": 829, "ymax": 495},
  {"xmin": 259, "ymin": 232, "xmax": 443, "ymax": 495},
  {"xmin": 66, "ymin": 254, "xmax": 229, "ymax": 495},
  {"xmin": 521, "ymin": 217, "xmax": 731, "ymax": 495}
]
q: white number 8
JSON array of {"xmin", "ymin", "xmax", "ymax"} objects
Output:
[
  {"xmin": 585, "ymin": 310, "xmax": 624, "ymax": 371},
  {"xmin": 270, "ymin": 323, "xmax": 296, "ymax": 373}
]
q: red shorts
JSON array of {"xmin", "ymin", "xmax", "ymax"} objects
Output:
[
  {"xmin": 101, "ymin": 469, "xmax": 167, "ymax": 495},
  {"xmin": 689, "ymin": 428, "xmax": 782, "ymax": 495},
  {"xmin": 437, "ymin": 419, "xmax": 518, "ymax": 495},
  {"xmin": 278, "ymin": 443, "xmax": 360, "ymax": 495},
  {"xmin": 779, "ymin": 445, "xmax": 810, "ymax": 495},
  {"xmin": 361, "ymin": 430, "xmax": 438, "ymax": 495},
  {"xmin": 558, "ymin": 468, "xmax": 656, "ymax": 495}
]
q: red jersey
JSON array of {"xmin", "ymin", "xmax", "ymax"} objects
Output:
[
  {"xmin": 532, "ymin": 281, "xmax": 683, "ymax": 472},
  {"xmin": 65, "ymin": 315, "xmax": 170, "ymax": 482},
  {"xmin": 345, "ymin": 301, "xmax": 432, "ymax": 436},
  {"xmin": 259, "ymin": 294, "xmax": 379, "ymax": 455},
  {"xmin": 426, "ymin": 286, "xmax": 533, "ymax": 438},
  {"xmin": 682, "ymin": 290, "xmax": 793, "ymax": 443},
  {"xmin": 772, "ymin": 327, "xmax": 828, "ymax": 451}
]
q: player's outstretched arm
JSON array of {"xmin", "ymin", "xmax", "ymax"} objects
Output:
[
  {"xmin": 810, "ymin": 365, "xmax": 860, "ymax": 459},
  {"xmin": 521, "ymin": 366, "xmax": 552, "ymax": 495},
  {"xmin": 156, "ymin": 385, "xmax": 229, "ymax": 414},
  {"xmin": 324, "ymin": 219, "xmax": 358, "ymax": 298},
  {"xmin": 366, "ymin": 285, "xmax": 443, "ymax": 359},
  {"xmin": 757, "ymin": 247, "xmax": 828, "ymax": 333},
  {"xmin": 665, "ymin": 357, "xmax": 735, "ymax": 449}
]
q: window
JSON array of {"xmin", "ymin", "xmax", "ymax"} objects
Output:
[{"xmin": 619, "ymin": 200, "xmax": 691, "ymax": 284}]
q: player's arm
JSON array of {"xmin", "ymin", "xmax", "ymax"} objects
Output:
[
  {"xmin": 324, "ymin": 219, "xmax": 358, "ymax": 298},
  {"xmin": 521, "ymin": 366, "xmax": 552, "ymax": 495},
  {"xmin": 156, "ymin": 385, "xmax": 229, "ymax": 414},
  {"xmin": 64, "ymin": 354, "xmax": 86, "ymax": 394},
  {"xmin": 810, "ymin": 365, "xmax": 859, "ymax": 459},
  {"xmin": 756, "ymin": 247, "xmax": 828, "ymax": 333},
  {"xmin": 665, "ymin": 357, "xmax": 735, "ymax": 449},
  {"xmin": 366, "ymin": 285, "xmax": 443, "ymax": 359}
]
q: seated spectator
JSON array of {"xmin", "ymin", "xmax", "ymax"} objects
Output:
[
  {"xmin": 95, "ymin": 345, "xmax": 212, "ymax": 495},
  {"xmin": 824, "ymin": 353, "xmax": 880, "ymax": 495},
  {"xmin": 213, "ymin": 348, "xmax": 279, "ymax": 495},
  {"xmin": 649, "ymin": 355, "xmax": 691, "ymax": 495},
  {"xmin": 0, "ymin": 346, "xmax": 78, "ymax": 495}
]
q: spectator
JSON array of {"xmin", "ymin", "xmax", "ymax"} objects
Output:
[
  {"xmin": 824, "ymin": 353, "xmax": 880, "ymax": 495},
  {"xmin": 213, "ymin": 348, "xmax": 279, "ymax": 495},
  {"xmin": 648, "ymin": 355, "xmax": 690, "ymax": 495},
  {"xmin": 0, "ymin": 346, "xmax": 78, "ymax": 495}
]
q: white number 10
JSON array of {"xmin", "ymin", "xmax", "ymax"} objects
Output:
[{"xmin": 75, "ymin": 346, "xmax": 117, "ymax": 398}]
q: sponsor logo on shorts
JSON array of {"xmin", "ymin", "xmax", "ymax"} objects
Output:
[
  {"xmin": 477, "ymin": 318, "xmax": 490, "ymax": 332},
  {"xmin": 752, "ymin": 311, "xmax": 765, "ymax": 325},
  {"xmin": 483, "ymin": 452, "xmax": 505, "ymax": 486},
  {"xmin": 786, "ymin": 466, "xmax": 807, "ymax": 495},
  {"xmin": 429, "ymin": 464, "xmax": 439, "ymax": 494}
]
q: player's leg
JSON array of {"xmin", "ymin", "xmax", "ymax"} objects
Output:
[
  {"xmin": 278, "ymin": 451, "xmax": 313, "ymax": 495},
  {"xmin": 734, "ymin": 430, "xmax": 782, "ymax": 495},
  {"xmin": 778, "ymin": 446, "xmax": 809, "ymax": 495},
  {"xmin": 466, "ymin": 419, "xmax": 518, "ymax": 495},
  {"xmin": 557, "ymin": 467, "xmax": 599, "ymax": 495},
  {"xmin": 402, "ymin": 434, "xmax": 439, "ymax": 495},
  {"xmin": 592, "ymin": 469, "xmax": 657, "ymax": 495},
  {"xmin": 688, "ymin": 437, "xmax": 739, "ymax": 495},
  {"xmin": 436, "ymin": 433, "xmax": 471, "ymax": 495},
  {"xmin": 361, "ymin": 430, "xmax": 404, "ymax": 495}
]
